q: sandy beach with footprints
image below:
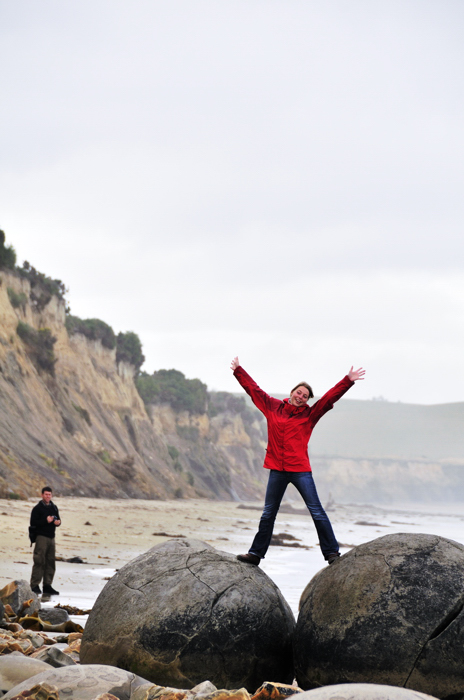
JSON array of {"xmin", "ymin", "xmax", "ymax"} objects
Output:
[{"xmin": 2, "ymin": 496, "xmax": 464, "ymax": 617}]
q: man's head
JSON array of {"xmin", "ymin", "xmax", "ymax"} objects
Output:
[
  {"xmin": 289, "ymin": 381, "xmax": 314, "ymax": 407},
  {"xmin": 41, "ymin": 486, "xmax": 53, "ymax": 504}
]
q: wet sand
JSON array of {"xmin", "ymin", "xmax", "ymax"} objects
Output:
[{"xmin": 2, "ymin": 497, "xmax": 464, "ymax": 617}]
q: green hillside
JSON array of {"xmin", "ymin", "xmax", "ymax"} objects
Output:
[{"xmin": 311, "ymin": 398, "xmax": 464, "ymax": 461}]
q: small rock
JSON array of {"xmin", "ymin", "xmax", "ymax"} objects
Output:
[
  {"xmin": 152, "ymin": 690, "xmax": 189, "ymax": 700},
  {"xmin": 8, "ymin": 682, "xmax": 59, "ymax": 700},
  {"xmin": 38, "ymin": 608, "xmax": 69, "ymax": 625},
  {"xmin": 3, "ymin": 605, "xmax": 16, "ymax": 620},
  {"xmin": 32, "ymin": 645, "xmax": 77, "ymax": 667},
  {"xmin": 130, "ymin": 684, "xmax": 165, "ymax": 700},
  {"xmin": 251, "ymin": 683, "xmax": 304, "ymax": 700},
  {"xmin": 192, "ymin": 682, "xmax": 218, "ymax": 697},
  {"xmin": 4, "ymin": 623, "xmax": 23, "ymax": 633},
  {"xmin": 28, "ymin": 634, "xmax": 45, "ymax": 650},
  {"xmin": 0, "ymin": 581, "xmax": 40, "ymax": 616},
  {"xmin": 63, "ymin": 638, "xmax": 81, "ymax": 654},
  {"xmin": 200, "ymin": 691, "xmax": 250, "ymax": 700},
  {"xmin": 67, "ymin": 633, "xmax": 82, "ymax": 644}
]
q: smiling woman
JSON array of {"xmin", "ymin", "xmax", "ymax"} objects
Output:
[{"xmin": 230, "ymin": 356, "xmax": 365, "ymax": 567}]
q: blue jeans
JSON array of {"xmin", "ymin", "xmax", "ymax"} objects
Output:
[{"xmin": 249, "ymin": 470, "xmax": 339, "ymax": 560}]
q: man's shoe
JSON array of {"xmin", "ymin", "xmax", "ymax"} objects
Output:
[
  {"xmin": 327, "ymin": 553, "xmax": 340, "ymax": 565},
  {"xmin": 43, "ymin": 585, "xmax": 60, "ymax": 595},
  {"xmin": 31, "ymin": 585, "xmax": 41, "ymax": 595},
  {"xmin": 237, "ymin": 553, "xmax": 260, "ymax": 566}
]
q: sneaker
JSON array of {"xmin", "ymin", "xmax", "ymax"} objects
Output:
[
  {"xmin": 31, "ymin": 585, "xmax": 41, "ymax": 595},
  {"xmin": 43, "ymin": 585, "xmax": 60, "ymax": 595},
  {"xmin": 237, "ymin": 553, "xmax": 260, "ymax": 566},
  {"xmin": 327, "ymin": 553, "xmax": 341, "ymax": 565}
]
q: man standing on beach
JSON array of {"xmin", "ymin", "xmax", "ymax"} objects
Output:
[{"xmin": 30, "ymin": 486, "xmax": 61, "ymax": 596}]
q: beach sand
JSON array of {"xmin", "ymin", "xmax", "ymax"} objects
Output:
[{"xmin": 2, "ymin": 496, "xmax": 464, "ymax": 618}]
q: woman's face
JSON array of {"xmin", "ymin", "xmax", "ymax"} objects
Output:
[{"xmin": 290, "ymin": 385, "xmax": 310, "ymax": 406}]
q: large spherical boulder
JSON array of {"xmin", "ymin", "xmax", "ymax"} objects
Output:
[
  {"xmin": 296, "ymin": 683, "xmax": 438, "ymax": 699},
  {"xmin": 81, "ymin": 539, "xmax": 295, "ymax": 691},
  {"xmin": 294, "ymin": 533, "xmax": 464, "ymax": 699}
]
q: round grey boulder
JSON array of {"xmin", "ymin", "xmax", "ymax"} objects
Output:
[
  {"xmin": 294, "ymin": 533, "xmax": 464, "ymax": 699},
  {"xmin": 297, "ymin": 684, "xmax": 438, "ymax": 699},
  {"xmin": 2, "ymin": 664, "xmax": 148, "ymax": 700},
  {"xmin": 81, "ymin": 539, "xmax": 295, "ymax": 691}
]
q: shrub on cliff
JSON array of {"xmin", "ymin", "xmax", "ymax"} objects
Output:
[
  {"xmin": 0, "ymin": 231, "xmax": 17, "ymax": 270},
  {"xmin": 7, "ymin": 287, "xmax": 28, "ymax": 311},
  {"xmin": 65, "ymin": 315, "xmax": 116, "ymax": 349},
  {"xmin": 17, "ymin": 261, "xmax": 67, "ymax": 311},
  {"xmin": 208, "ymin": 390, "xmax": 263, "ymax": 427},
  {"xmin": 208, "ymin": 391, "xmax": 248, "ymax": 416},
  {"xmin": 16, "ymin": 321, "xmax": 57, "ymax": 375},
  {"xmin": 116, "ymin": 331, "xmax": 145, "ymax": 370},
  {"xmin": 136, "ymin": 369, "xmax": 208, "ymax": 414}
]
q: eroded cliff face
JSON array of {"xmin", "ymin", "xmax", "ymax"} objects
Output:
[
  {"xmin": 0, "ymin": 271, "xmax": 267, "ymax": 500},
  {"xmin": 149, "ymin": 403, "xmax": 267, "ymax": 500}
]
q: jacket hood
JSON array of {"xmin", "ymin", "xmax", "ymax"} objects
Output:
[{"xmin": 283, "ymin": 398, "xmax": 309, "ymax": 414}]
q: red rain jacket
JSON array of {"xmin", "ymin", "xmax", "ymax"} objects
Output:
[{"xmin": 234, "ymin": 366, "xmax": 354, "ymax": 472}]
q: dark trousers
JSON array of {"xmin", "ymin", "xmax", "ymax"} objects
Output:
[
  {"xmin": 31, "ymin": 535, "xmax": 56, "ymax": 587},
  {"xmin": 249, "ymin": 470, "xmax": 339, "ymax": 560}
]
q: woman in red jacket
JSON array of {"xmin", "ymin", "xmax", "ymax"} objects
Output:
[{"xmin": 231, "ymin": 356, "xmax": 365, "ymax": 566}]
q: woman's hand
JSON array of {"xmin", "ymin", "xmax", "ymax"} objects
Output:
[
  {"xmin": 230, "ymin": 356, "xmax": 240, "ymax": 371},
  {"xmin": 348, "ymin": 366, "xmax": 365, "ymax": 381}
]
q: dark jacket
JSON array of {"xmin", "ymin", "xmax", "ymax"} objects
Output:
[
  {"xmin": 30, "ymin": 500, "xmax": 60, "ymax": 539},
  {"xmin": 233, "ymin": 365, "xmax": 354, "ymax": 472}
]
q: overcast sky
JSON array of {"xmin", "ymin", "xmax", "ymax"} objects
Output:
[{"xmin": 1, "ymin": 1, "xmax": 463, "ymax": 405}]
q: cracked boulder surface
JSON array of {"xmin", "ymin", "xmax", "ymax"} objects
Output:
[
  {"xmin": 294, "ymin": 533, "xmax": 464, "ymax": 700},
  {"xmin": 81, "ymin": 539, "xmax": 295, "ymax": 692}
]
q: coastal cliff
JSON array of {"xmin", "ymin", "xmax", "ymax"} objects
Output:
[{"xmin": 0, "ymin": 268, "xmax": 267, "ymax": 500}]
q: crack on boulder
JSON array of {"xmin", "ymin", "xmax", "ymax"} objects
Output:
[
  {"xmin": 427, "ymin": 597, "xmax": 464, "ymax": 642},
  {"xmin": 446, "ymin": 539, "xmax": 464, "ymax": 554},
  {"xmin": 122, "ymin": 582, "xmax": 145, "ymax": 595},
  {"xmin": 138, "ymin": 563, "xmax": 190, "ymax": 588},
  {"xmin": 119, "ymin": 563, "xmax": 191, "ymax": 594},
  {"xmin": 404, "ymin": 594, "xmax": 464, "ymax": 688},
  {"xmin": 382, "ymin": 553, "xmax": 392, "ymax": 571},
  {"xmin": 185, "ymin": 561, "xmax": 240, "ymax": 613},
  {"xmin": 185, "ymin": 558, "xmax": 220, "ymax": 597}
]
